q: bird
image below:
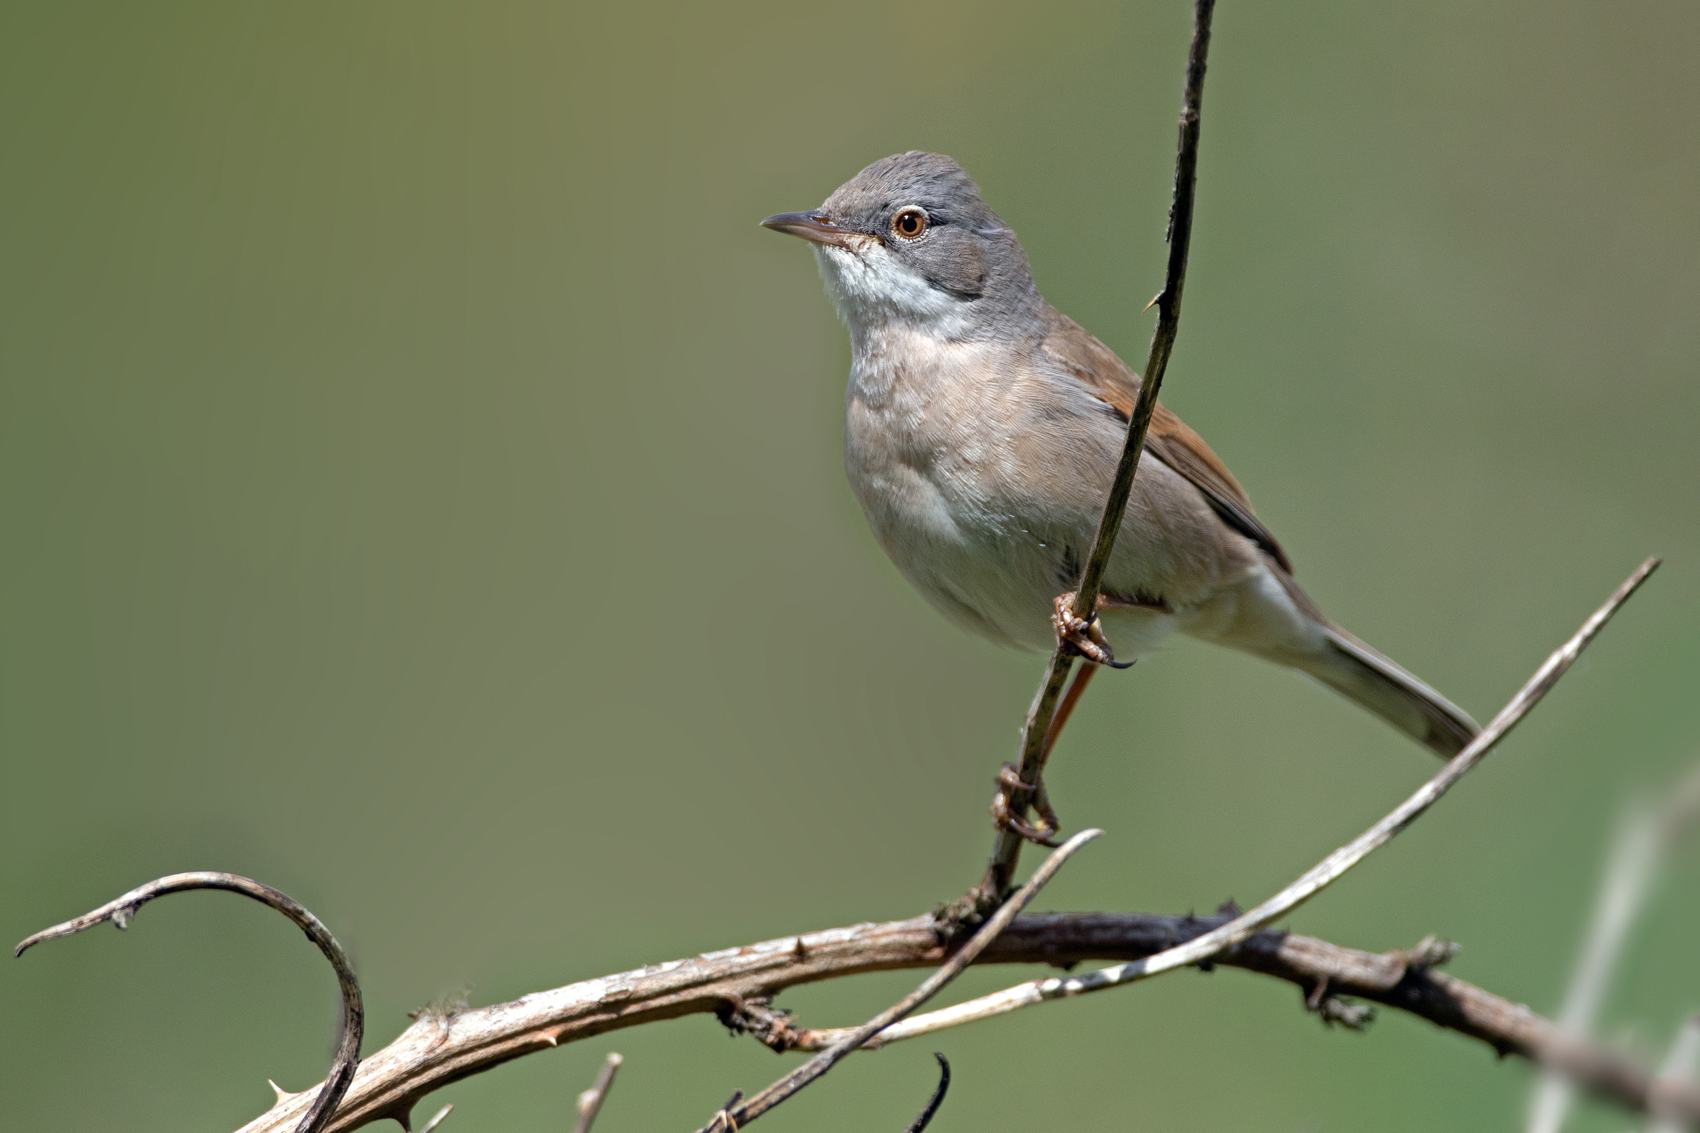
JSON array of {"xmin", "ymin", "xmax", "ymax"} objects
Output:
[{"xmin": 761, "ymin": 151, "xmax": 1478, "ymax": 760}]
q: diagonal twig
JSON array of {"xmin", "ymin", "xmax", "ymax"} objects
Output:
[
  {"xmin": 693, "ymin": 829, "xmax": 1103, "ymax": 1133},
  {"xmin": 15, "ymin": 872, "xmax": 363, "ymax": 1133},
  {"xmin": 828, "ymin": 560, "xmax": 1660, "ymax": 1045},
  {"xmin": 574, "ymin": 1052, "xmax": 624, "ymax": 1133},
  {"xmin": 978, "ymin": 0, "xmax": 1217, "ymax": 906}
]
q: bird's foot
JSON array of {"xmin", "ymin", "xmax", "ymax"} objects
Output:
[
  {"xmin": 1051, "ymin": 593, "xmax": 1134, "ymax": 669},
  {"xmin": 990, "ymin": 763, "xmax": 1062, "ymax": 846}
]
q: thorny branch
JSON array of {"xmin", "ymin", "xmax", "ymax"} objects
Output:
[
  {"xmin": 219, "ymin": 909, "xmax": 1699, "ymax": 1132},
  {"xmin": 691, "ymin": 830, "xmax": 1100, "ymax": 1133},
  {"xmin": 977, "ymin": 0, "xmax": 1217, "ymax": 906},
  {"xmin": 14, "ymin": 872, "xmax": 362, "ymax": 1133}
]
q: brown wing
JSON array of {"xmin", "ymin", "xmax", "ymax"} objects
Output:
[{"xmin": 1039, "ymin": 309, "xmax": 1293, "ymax": 573}]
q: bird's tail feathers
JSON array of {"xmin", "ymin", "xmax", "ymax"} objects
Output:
[{"xmin": 1298, "ymin": 625, "xmax": 1479, "ymax": 758}]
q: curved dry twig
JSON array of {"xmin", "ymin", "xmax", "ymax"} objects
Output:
[
  {"xmin": 220, "ymin": 909, "xmax": 1700, "ymax": 1131},
  {"xmin": 980, "ymin": 0, "xmax": 1217, "ymax": 905},
  {"xmin": 807, "ymin": 559, "xmax": 1661, "ymax": 1047},
  {"xmin": 695, "ymin": 829, "xmax": 1102, "ymax": 1133},
  {"xmin": 15, "ymin": 872, "xmax": 362, "ymax": 1133},
  {"xmin": 906, "ymin": 1054, "xmax": 950, "ymax": 1133}
]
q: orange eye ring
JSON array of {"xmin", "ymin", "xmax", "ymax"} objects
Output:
[{"xmin": 891, "ymin": 207, "xmax": 928, "ymax": 239}]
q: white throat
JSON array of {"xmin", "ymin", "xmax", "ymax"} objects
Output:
[{"xmin": 813, "ymin": 243, "xmax": 974, "ymax": 353}]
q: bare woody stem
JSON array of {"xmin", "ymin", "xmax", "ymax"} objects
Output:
[
  {"xmin": 979, "ymin": 0, "xmax": 1216, "ymax": 904},
  {"xmin": 222, "ymin": 912, "xmax": 1700, "ymax": 1132},
  {"xmin": 693, "ymin": 829, "xmax": 1102, "ymax": 1133},
  {"xmin": 15, "ymin": 872, "xmax": 362, "ymax": 1133},
  {"xmin": 1073, "ymin": 0, "xmax": 1212, "ymax": 613}
]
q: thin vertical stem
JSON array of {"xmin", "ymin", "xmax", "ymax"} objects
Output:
[{"xmin": 975, "ymin": 0, "xmax": 1216, "ymax": 905}]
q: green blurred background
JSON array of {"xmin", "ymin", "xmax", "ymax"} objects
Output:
[{"xmin": 4, "ymin": 2, "xmax": 1698, "ymax": 1130}]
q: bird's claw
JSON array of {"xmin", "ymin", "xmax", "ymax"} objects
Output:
[
  {"xmin": 990, "ymin": 763, "xmax": 1063, "ymax": 846},
  {"xmin": 1052, "ymin": 593, "xmax": 1133, "ymax": 668}
]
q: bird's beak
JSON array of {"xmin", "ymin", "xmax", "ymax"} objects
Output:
[{"xmin": 760, "ymin": 210, "xmax": 868, "ymax": 251}]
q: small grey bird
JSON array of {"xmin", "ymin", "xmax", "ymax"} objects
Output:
[{"xmin": 762, "ymin": 151, "xmax": 1478, "ymax": 757}]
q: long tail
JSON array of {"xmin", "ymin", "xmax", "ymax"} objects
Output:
[
  {"xmin": 1296, "ymin": 624, "xmax": 1479, "ymax": 758},
  {"xmin": 1197, "ymin": 562, "xmax": 1481, "ymax": 759}
]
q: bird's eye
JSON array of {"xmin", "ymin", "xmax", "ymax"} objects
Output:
[{"xmin": 891, "ymin": 208, "xmax": 928, "ymax": 239}]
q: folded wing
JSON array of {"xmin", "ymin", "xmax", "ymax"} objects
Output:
[{"xmin": 1038, "ymin": 308, "xmax": 1291, "ymax": 572}]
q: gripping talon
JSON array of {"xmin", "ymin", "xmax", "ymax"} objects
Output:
[
  {"xmin": 990, "ymin": 763, "xmax": 1063, "ymax": 846},
  {"xmin": 1005, "ymin": 813, "xmax": 1062, "ymax": 847},
  {"xmin": 1051, "ymin": 593, "xmax": 1134, "ymax": 668}
]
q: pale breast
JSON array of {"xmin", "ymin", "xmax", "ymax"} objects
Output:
[{"xmin": 840, "ymin": 327, "xmax": 1253, "ymax": 653}]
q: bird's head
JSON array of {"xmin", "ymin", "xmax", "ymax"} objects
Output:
[{"xmin": 762, "ymin": 151, "xmax": 1043, "ymax": 342}]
